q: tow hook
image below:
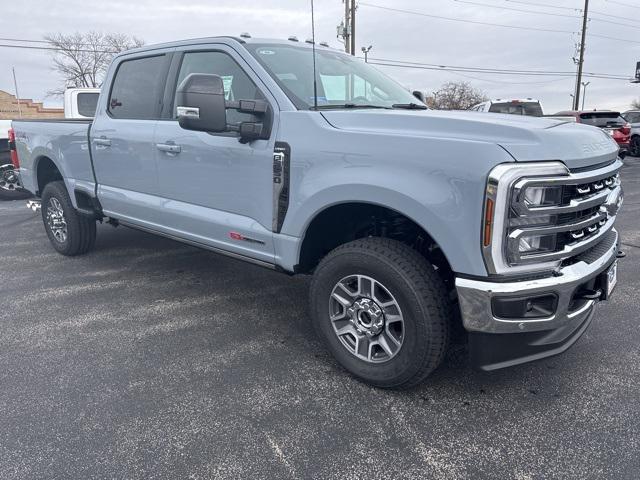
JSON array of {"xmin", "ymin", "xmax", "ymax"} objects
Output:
[
  {"xmin": 26, "ymin": 200, "xmax": 41, "ymax": 212},
  {"xmin": 576, "ymin": 289, "xmax": 603, "ymax": 300},
  {"xmin": 617, "ymin": 250, "xmax": 626, "ymax": 259}
]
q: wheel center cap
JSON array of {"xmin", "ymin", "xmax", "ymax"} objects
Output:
[{"xmin": 348, "ymin": 298, "xmax": 384, "ymax": 338}]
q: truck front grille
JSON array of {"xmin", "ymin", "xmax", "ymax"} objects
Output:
[{"xmin": 506, "ymin": 160, "xmax": 623, "ymax": 266}]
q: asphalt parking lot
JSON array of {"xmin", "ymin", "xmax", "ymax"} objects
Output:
[{"xmin": 1, "ymin": 158, "xmax": 639, "ymax": 480}]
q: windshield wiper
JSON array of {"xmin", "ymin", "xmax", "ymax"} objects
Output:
[
  {"xmin": 312, "ymin": 103, "xmax": 391, "ymax": 110},
  {"xmin": 392, "ymin": 103, "xmax": 428, "ymax": 110}
]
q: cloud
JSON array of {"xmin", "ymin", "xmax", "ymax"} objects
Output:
[{"xmin": 0, "ymin": 0, "xmax": 638, "ymax": 112}]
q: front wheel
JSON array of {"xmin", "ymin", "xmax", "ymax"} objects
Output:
[
  {"xmin": 41, "ymin": 181, "xmax": 96, "ymax": 256},
  {"xmin": 310, "ymin": 238, "xmax": 451, "ymax": 389}
]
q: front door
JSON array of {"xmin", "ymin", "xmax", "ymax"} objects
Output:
[{"xmin": 153, "ymin": 47, "xmax": 278, "ymax": 264}]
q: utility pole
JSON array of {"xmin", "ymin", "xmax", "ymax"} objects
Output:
[
  {"xmin": 350, "ymin": 0, "xmax": 356, "ymax": 56},
  {"xmin": 573, "ymin": 0, "xmax": 589, "ymax": 110},
  {"xmin": 12, "ymin": 67, "xmax": 22, "ymax": 118},
  {"xmin": 338, "ymin": 0, "xmax": 356, "ymax": 55},
  {"xmin": 581, "ymin": 81, "xmax": 590, "ymax": 110}
]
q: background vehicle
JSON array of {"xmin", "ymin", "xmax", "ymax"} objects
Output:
[
  {"xmin": 555, "ymin": 110, "xmax": 631, "ymax": 156},
  {"xmin": 470, "ymin": 98, "xmax": 544, "ymax": 116},
  {"xmin": 63, "ymin": 88, "xmax": 100, "ymax": 119},
  {"xmin": 11, "ymin": 36, "xmax": 624, "ymax": 388},
  {"xmin": 622, "ymin": 110, "xmax": 640, "ymax": 156},
  {"xmin": 0, "ymin": 120, "xmax": 31, "ymax": 200}
]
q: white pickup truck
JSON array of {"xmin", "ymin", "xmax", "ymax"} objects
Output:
[{"xmin": 1, "ymin": 88, "xmax": 99, "ymax": 200}]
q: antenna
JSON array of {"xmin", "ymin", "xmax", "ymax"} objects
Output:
[{"xmin": 310, "ymin": 0, "xmax": 319, "ymax": 110}]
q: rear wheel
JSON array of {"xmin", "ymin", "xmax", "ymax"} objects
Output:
[
  {"xmin": 310, "ymin": 237, "xmax": 451, "ymax": 389},
  {"xmin": 41, "ymin": 181, "xmax": 96, "ymax": 256}
]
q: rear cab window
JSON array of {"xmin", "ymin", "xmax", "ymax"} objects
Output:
[
  {"xmin": 579, "ymin": 112, "xmax": 626, "ymax": 128},
  {"xmin": 488, "ymin": 102, "xmax": 543, "ymax": 117},
  {"xmin": 108, "ymin": 55, "xmax": 168, "ymax": 120},
  {"xmin": 77, "ymin": 93, "xmax": 99, "ymax": 118}
]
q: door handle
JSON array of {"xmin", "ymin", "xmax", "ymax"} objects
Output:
[
  {"xmin": 94, "ymin": 137, "xmax": 111, "ymax": 147},
  {"xmin": 156, "ymin": 143, "xmax": 182, "ymax": 154}
]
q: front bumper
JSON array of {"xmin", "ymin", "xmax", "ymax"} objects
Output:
[{"xmin": 455, "ymin": 228, "xmax": 619, "ymax": 369}]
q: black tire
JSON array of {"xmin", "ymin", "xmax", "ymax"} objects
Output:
[
  {"xmin": 41, "ymin": 181, "xmax": 96, "ymax": 256},
  {"xmin": 630, "ymin": 136, "xmax": 640, "ymax": 158},
  {"xmin": 310, "ymin": 237, "xmax": 451, "ymax": 389}
]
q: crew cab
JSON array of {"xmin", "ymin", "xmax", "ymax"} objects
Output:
[{"xmin": 11, "ymin": 36, "xmax": 625, "ymax": 388}]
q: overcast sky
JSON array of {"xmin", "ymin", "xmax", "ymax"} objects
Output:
[{"xmin": 1, "ymin": 0, "xmax": 639, "ymax": 113}]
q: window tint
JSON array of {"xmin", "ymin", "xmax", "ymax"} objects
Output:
[
  {"xmin": 77, "ymin": 93, "xmax": 99, "ymax": 117},
  {"xmin": 175, "ymin": 51, "xmax": 264, "ymax": 124},
  {"xmin": 488, "ymin": 102, "xmax": 543, "ymax": 117},
  {"xmin": 109, "ymin": 55, "xmax": 166, "ymax": 119},
  {"xmin": 579, "ymin": 113, "xmax": 625, "ymax": 128}
]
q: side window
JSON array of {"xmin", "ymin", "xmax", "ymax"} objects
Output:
[
  {"xmin": 109, "ymin": 55, "xmax": 166, "ymax": 120},
  {"xmin": 174, "ymin": 51, "xmax": 265, "ymax": 124}
]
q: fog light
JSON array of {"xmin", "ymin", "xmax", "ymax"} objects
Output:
[{"xmin": 492, "ymin": 293, "xmax": 558, "ymax": 319}]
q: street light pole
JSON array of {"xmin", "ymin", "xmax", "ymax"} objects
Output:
[
  {"xmin": 581, "ymin": 81, "xmax": 590, "ymax": 110},
  {"xmin": 361, "ymin": 45, "xmax": 372, "ymax": 63}
]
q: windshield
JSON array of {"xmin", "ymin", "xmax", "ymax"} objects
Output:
[
  {"xmin": 579, "ymin": 112, "xmax": 625, "ymax": 128},
  {"xmin": 246, "ymin": 43, "xmax": 424, "ymax": 110},
  {"xmin": 488, "ymin": 102, "xmax": 543, "ymax": 117}
]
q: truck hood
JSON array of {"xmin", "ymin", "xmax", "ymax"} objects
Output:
[{"xmin": 320, "ymin": 109, "xmax": 619, "ymax": 170}]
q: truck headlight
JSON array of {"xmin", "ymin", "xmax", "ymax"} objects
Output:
[
  {"xmin": 518, "ymin": 234, "xmax": 557, "ymax": 254},
  {"xmin": 522, "ymin": 186, "xmax": 562, "ymax": 207}
]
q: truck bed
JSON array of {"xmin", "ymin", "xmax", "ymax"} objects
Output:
[{"xmin": 12, "ymin": 119, "xmax": 94, "ymax": 196}]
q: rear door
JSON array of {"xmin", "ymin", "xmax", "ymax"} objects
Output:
[
  {"xmin": 91, "ymin": 52, "xmax": 172, "ymax": 223},
  {"xmin": 151, "ymin": 45, "xmax": 279, "ymax": 264}
]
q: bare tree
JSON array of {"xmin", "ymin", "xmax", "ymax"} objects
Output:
[
  {"xmin": 45, "ymin": 32, "xmax": 144, "ymax": 96},
  {"xmin": 425, "ymin": 81, "xmax": 488, "ymax": 110},
  {"xmin": 632, "ymin": 98, "xmax": 640, "ymax": 110}
]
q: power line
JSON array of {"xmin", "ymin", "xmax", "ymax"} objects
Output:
[
  {"xmin": 0, "ymin": 43, "xmax": 116, "ymax": 54},
  {"xmin": 455, "ymin": 0, "xmax": 640, "ymax": 30},
  {"xmin": 505, "ymin": 0, "xmax": 581, "ymax": 11},
  {"xmin": 367, "ymin": 59, "xmax": 631, "ymax": 80},
  {"xmin": 605, "ymin": 0, "xmax": 640, "ymax": 9},
  {"xmin": 366, "ymin": 57, "xmax": 630, "ymax": 78},
  {"xmin": 357, "ymin": 2, "xmax": 576, "ymax": 34},
  {"xmin": 454, "ymin": 0, "xmax": 581, "ymax": 19}
]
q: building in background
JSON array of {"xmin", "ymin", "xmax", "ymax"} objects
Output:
[{"xmin": 0, "ymin": 90, "xmax": 63, "ymax": 119}]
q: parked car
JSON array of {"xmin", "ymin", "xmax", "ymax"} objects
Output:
[
  {"xmin": 0, "ymin": 120, "xmax": 31, "ymax": 200},
  {"xmin": 554, "ymin": 110, "xmax": 631, "ymax": 157},
  {"xmin": 470, "ymin": 98, "xmax": 544, "ymax": 116},
  {"xmin": 622, "ymin": 110, "xmax": 640, "ymax": 157},
  {"xmin": 11, "ymin": 36, "xmax": 624, "ymax": 388}
]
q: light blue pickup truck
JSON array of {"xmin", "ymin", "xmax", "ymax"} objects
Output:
[{"xmin": 11, "ymin": 36, "xmax": 624, "ymax": 388}]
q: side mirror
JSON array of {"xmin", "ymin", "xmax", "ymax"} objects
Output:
[
  {"xmin": 412, "ymin": 90, "xmax": 426, "ymax": 103},
  {"xmin": 176, "ymin": 73, "xmax": 227, "ymax": 133}
]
